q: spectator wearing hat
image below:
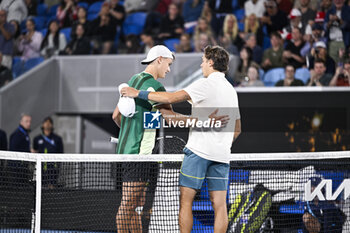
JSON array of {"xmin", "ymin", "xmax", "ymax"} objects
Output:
[
  {"xmin": 262, "ymin": 32, "xmax": 285, "ymax": 71},
  {"xmin": 307, "ymin": 59, "xmax": 333, "ymax": 86},
  {"xmin": 283, "ymin": 27, "xmax": 305, "ymax": 69},
  {"xmin": 281, "ymin": 8, "xmax": 304, "ymax": 40},
  {"xmin": 304, "ymin": 12, "xmax": 326, "ymax": 38},
  {"xmin": 308, "ymin": 41, "xmax": 336, "ymax": 75},
  {"xmin": 244, "ymin": 0, "xmax": 266, "ymax": 19},
  {"xmin": 261, "ymin": 0, "xmax": 289, "ymax": 35},
  {"xmin": 302, "ymin": 176, "xmax": 346, "ymax": 233},
  {"xmin": 325, "ymin": 0, "xmax": 350, "ymax": 62},
  {"xmin": 275, "ymin": 65, "xmax": 304, "ymax": 86},
  {"xmin": 301, "ymin": 23, "xmax": 327, "ymax": 57}
]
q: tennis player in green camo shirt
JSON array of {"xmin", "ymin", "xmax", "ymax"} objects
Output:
[{"xmin": 112, "ymin": 45, "xmax": 174, "ymax": 233}]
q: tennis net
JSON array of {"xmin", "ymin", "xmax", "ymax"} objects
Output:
[{"xmin": 0, "ymin": 151, "xmax": 349, "ymax": 233}]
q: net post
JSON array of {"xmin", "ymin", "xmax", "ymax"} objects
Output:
[{"xmin": 35, "ymin": 155, "xmax": 42, "ymax": 233}]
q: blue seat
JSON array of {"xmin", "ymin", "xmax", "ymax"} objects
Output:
[
  {"xmin": 40, "ymin": 28, "xmax": 48, "ymax": 37},
  {"xmin": 77, "ymin": 2, "xmax": 89, "ymax": 10},
  {"xmin": 232, "ymin": 0, "xmax": 239, "ymax": 11},
  {"xmin": 123, "ymin": 12, "xmax": 147, "ymax": 35},
  {"xmin": 32, "ymin": 16, "xmax": 47, "ymax": 30},
  {"xmin": 23, "ymin": 57, "xmax": 45, "ymax": 73},
  {"xmin": 37, "ymin": 3, "xmax": 48, "ymax": 16},
  {"xmin": 12, "ymin": 57, "xmax": 23, "ymax": 79},
  {"xmin": 234, "ymin": 8, "xmax": 245, "ymax": 22},
  {"xmin": 88, "ymin": 1, "xmax": 103, "ymax": 15},
  {"xmin": 61, "ymin": 27, "xmax": 72, "ymax": 42},
  {"xmin": 295, "ymin": 68, "xmax": 310, "ymax": 84},
  {"xmin": 87, "ymin": 13, "xmax": 99, "ymax": 21},
  {"xmin": 163, "ymin": 38, "xmax": 180, "ymax": 52},
  {"xmin": 48, "ymin": 4, "xmax": 59, "ymax": 17},
  {"xmin": 238, "ymin": 22, "xmax": 244, "ymax": 32},
  {"xmin": 263, "ymin": 68, "xmax": 285, "ymax": 86},
  {"xmin": 263, "ymin": 35, "xmax": 271, "ymax": 50},
  {"xmin": 259, "ymin": 68, "xmax": 265, "ymax": 81}
]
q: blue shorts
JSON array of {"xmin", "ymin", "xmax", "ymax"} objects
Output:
[{"xmin": 179, "ymin": 147, "xmax": 230, "ymax": 191}]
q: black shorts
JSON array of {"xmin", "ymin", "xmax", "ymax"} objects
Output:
[{"xmin": 122, "ymin": 162, "xmax": 159, "ymax": 183}]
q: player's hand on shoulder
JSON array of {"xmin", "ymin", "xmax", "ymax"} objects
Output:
[{"xmin": 121, "ymin": 87, "xmax": 139, "ymax": 98}]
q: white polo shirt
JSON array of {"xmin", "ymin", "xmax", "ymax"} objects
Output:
[{"xmin": 183, "ymin": 72, "xmax": 240, "ymax": 164}]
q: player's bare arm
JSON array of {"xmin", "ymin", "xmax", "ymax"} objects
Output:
[
  {"xmin": 233, "ymin": 119, "xmax": 241, "ymax": 142},
  {"xmin": 121, "ymin": 87, "xmax": 190, "ymax": 104},
  {"xmin": 112, "ymin": 105, "xmax": 122, "ymax": 127}
]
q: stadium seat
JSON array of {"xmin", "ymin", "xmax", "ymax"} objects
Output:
[
  {"xmin": 163, "ymin": 38, "xmax": 180, "ymax": 52},
  {"xmin": 238, "ymin": 22, "xmax": 244, "ymax": 32},
  {"xmin": 37, "ymin": 3, "xmax": 48, "ymax": 16},
  {"xmin": 23, "ymin": 57, "xmax": 45, "ymax": 73},
  {"xmin": 123, "ymin": 12, "xmax": 147, "ymax": 36},
  {"xmin": 48, "ymin": 4, "xmax": 59, "ymax": 17},
  {"xmin": 259, "ymin": 68, "xmax": 265, "ymax": 81},
  {"xmin": 87, "ymin": 13, "xmax": 99, "ymax": 21},
  {"xmin": 77, "ymin": 2, "xmax": 89, "ymax": 9},
  {"xmin": 61, "ymin": 27, "xmax": 72, "ymax": 42},
  {"xmin": 40, "ymin": 28, "xmax": 48, "ymax": 37},
  {"xmin": 32, "ymin": 16, "xmax": 47, "ymax": 30},
  {"xmin": 234, "ymin": 8, "xmax": 245, "ymax": 22},
  {"xmin": 263, "ymin": 68, "xmax": 285, "ymax": 86},
  {"xmin": 88, "ymin": 1, "xmax": 103, "ymax": 15},
  {"xmin": 263, "ymin": 35, "xmax": 271, "ymax": 50},
  {"xmin": 295, "ymin": 68, "xmax": 310, "ymax": 84},
  {"xmin": 232, "ymin": 0, "xmax": 239, "ymax": 11},
  {"xmin": 12, "ymin": 57, "xmax": 23, "ymax": 79}
]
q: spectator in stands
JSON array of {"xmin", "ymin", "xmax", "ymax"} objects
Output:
[
  {"xmin": 139, "ymin": 31, "xmax": 156, "ymax": 54},
  {"xmin": 56, "ymin": 0, "xmax": 78, "ymax": 28},
  {"xmin": 194, "ymin": 32, "xmax": 212, "ymax": 52},
  {"xmin": 281, "ymin": 9, "xmax": 305, "ymax": 40},
  {"xmin": 261, "ymin": 32, "xmax": 285, "ymax": 71},
  {"xmin": 193, "ymin": 17, "xmax": 216, "ymax": 52},
  {"xmin": 71, "ymin": 7, "xmax": 89, "ymax": 40},
  {"xmin": 89, "ymin": 13, "xmax": 116, "ymax": 54},
  {"xmin": 218, "ymin": 35, "xmax": 238, "ymax": 55},
  {"xmin": 304, "ymin": 11, "xmax": 326, "ymax": 39},
  {"xmin": 261, "ymin": 0, "xmax": 288, "ymax": 35},
  {"xmin": 299, "ymin": 0, "xmax": 316, "ymax": 31},
  {"xmin": 307, "ymin": 59, "xmax": 333, "ymax": 86},
  {"xmin": 121, "ymin": 34, "xmax": 141, "ymax": 54},
  {"xmin": 330, "ymin": 58, "xmax": 350, "ymax": 86},
  {"xmin": 239, "ymin": 65, "xmax": 265, "ymax": 87},
  {"xmin": 325, "ymin": 0, "xmax": 350, "ymax": 62},
  {"xmin": 33, "ymin": 117, "xmax": 63, "ymax": 188},
  {"xmin": 0, "ymin": 0, "xmax": 28, "ymax": 23},
  {"xmin": 0, "ymin": 9, "xmax": 15, "ymax": 69},
  {"xmin": 236, "ymin": 46, "xmax": 260, "ymax": 83},
  {"xmin": 200, "ymin": 0, "xmax": 213, "ymax": 26},
  {"xmin": 283, "ymin": 27, "xmax": 305, "ymax": 69},
  {"xmin": 63, "ymin": 23, "xmax": 90, "ymax": 55},
  {"xmin": 18, "ymin": 18, "xmax": 43, "ymax": 61},
  {"xmin": 245, "ymin": 33, "xmax": 263, "ymax": 64},
  {"xmin": 176, "ymin": 33, "xmax": 194, "ymax": 53},
  {"xmin": 9, "ymin": 114, "xmax": 31, "ymax": 152},
  {"xmin": 0, "ymin": 128, "xmax": 7, "ymax": 150},
  {"xmin": 25, "ymin": 0, "xmax": 37, "ymax": 16},
  {"xmin": 320, "ymin": 0, "xmax": 333, "ymax": 13},
  {"xmin": 244, "ymin": 14, "xmax": 263, "ymax": 47},
  {"xmin": 40, "ymin": 20, "xmax": 67, "ymax": 58},
  {"xmin": 0, "ymin": 52, "xmax": 12, "ymax": 88},
  {"xmin": 220, "ymin": 14, "xmax": 244, "ymax": 50},
  {"xmin": 275, "ymin": 65, "xmax": 304, "ymax": 86},
  {"xmin": 109, "ymin": 0, "xmax": 125, "ymax": 28},
  {"xmin": 182, "ymin": 0, "xmax": 204, "ymax": 27},
  {"xmin": 9, "ymin": 20, "xmax": 21, "ymax": 56},
  {"xmin": 207, "ymin": 0, "xmax": 232, "ymax": 35},
  {"xmin": 301, "ymin": 23, "xmax": 327, "ymax": 57},
  {"xmin": 302, "ymin": 176, "xmax": 346, "ymax": 233},
  {"xmin": 308, "ymin": 41, "xmax": 335, "ymax": 75},
  {"xmin": 244, "ymin": 0, "xmax": 266, "ymax": 18},
  {"xmin": 158, "ymin": 3, "xmax": 184, "ymax": 40}
]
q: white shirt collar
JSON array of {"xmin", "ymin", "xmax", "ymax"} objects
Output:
[{"xmin": 207, "ymin": 72, "xmax": 225, "ymax": 79}]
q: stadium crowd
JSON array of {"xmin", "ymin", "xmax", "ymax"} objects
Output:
[{"xmin": 0, "ymin": 0, "xmax": 349, "ymax": 88}]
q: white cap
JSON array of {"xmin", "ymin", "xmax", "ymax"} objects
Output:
[
  {"xmin": 117, "ymin": 83, "xmax": 137, "ymax": 118},
  {"xmin": 289, "ymin": 8, "xmax": 301, "ymax": 19},
  {"xmin": 315, "ymin": 41, "xmax": 326, "ymax": 48},
  {"xmin": 141, "ymin": 45, "xmax": 175, "ymax": 65}
]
